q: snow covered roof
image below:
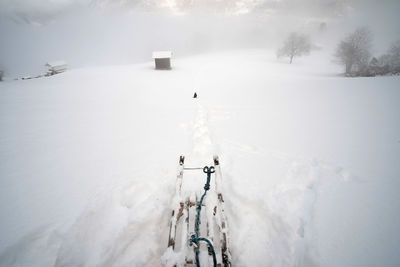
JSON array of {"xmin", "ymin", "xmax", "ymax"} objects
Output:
[
  {"xmin": 152, "ymin": 51, "xmax": 172, "ymax": 59},
  {"xmin": 45, "ymin": 61, "xmax": 67, "ymax": 67}
]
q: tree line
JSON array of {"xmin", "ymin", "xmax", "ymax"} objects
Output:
[{"xmin": 277, "ymin": 27, "xmax": 400, "ymax": 77}]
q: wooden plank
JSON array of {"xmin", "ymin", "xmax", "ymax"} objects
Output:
[
  {"xmin": 214, "ymin": 156, "xmax": 232, "ymax": 267},
  {"xmin": 186, "ymin": 192, "xmax": 197, "ymax": 264},
  {"xmin": 167, "ymin": 156, "xmax": 185, "ymax": 249}
]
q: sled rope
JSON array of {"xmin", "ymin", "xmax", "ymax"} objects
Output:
[
  {"xmin": 183, "ymin": 167, "xmax": 204, "ymax": 170},
  {"xmin": 190, "ymin": 166, "xmax": 217, "ymax": 267}
]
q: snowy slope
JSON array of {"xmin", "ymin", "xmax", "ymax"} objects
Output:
[{"xmin": 0, "ymin": 49, "xmax": 399, "ymax": 266}]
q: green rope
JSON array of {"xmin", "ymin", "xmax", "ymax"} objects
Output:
[{"xmin": 190, "ymin": 166, "xmax": 217, "ymax": 267}]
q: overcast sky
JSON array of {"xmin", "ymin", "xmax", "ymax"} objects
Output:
[{"xmin": 1, "ymin": 0, "xmax": 396, "ymax": 20}]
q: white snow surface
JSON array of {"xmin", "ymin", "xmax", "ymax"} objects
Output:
[{"xmin": 0, "ymin": 49, "xmax": 399, "ymax": 266}]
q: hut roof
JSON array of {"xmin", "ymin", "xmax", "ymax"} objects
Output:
[
  {"xmin": 45, "ymin": 61, "xmax": 67, "ymax": 68},
  {"xmin": 152, "ymin": 51, "xmax": 172, "ymax": 59}
]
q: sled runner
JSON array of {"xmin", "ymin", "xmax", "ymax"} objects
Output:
[{"xmin": 163, "ymin": 155, "xmax": 231, "ymax": 267}]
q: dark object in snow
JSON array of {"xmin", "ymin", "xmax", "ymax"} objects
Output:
[
  {"xmin": 193, "ymin": 92, "xmax": 197, "ymax": 98},
  {"xmin": 319, "ymin": 22, "xmax": 327, "ymax": 32},
  {"xmin": 20, "ymin": 74, "xmax": 44, "ymax": 80},
  {"xmin": 164, "ymin": 155, "xmax": 232, "ymax": 267},
  {"xmin": 152, "ymin": 51, "xmax": 172, "ymax": 70},
  {"xmin": 0, "ymin": 70, "xmax": 3, "ymax": 81},
  {"xmin": 45, "ymin": 61, "xmax": 67, "ymax": 76}
]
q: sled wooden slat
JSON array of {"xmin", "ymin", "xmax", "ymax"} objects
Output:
[
  {"xmin": 167, "ymin": 156, "xmax": 185, "ymax": 249},
  {"xmin": 214, "ymin": 156, "xmax": 232, "ymax": 267},
  {"xmin": 164, "ymin": 155, "xmax": 231, "ymax": 267}
]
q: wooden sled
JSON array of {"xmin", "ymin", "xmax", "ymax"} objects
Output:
[{"xmin": 163, "ymin": 155, "xmax": 231, "ymax": 267}]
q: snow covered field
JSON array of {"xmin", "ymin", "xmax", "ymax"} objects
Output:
[{"xmin": 0, "ymin": 49, "xmax": 399, "ymax": 266}]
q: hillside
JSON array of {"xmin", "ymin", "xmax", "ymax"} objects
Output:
[{"xmin": 0, "ymin": 49, "xmax": 399, "ymax": 266}]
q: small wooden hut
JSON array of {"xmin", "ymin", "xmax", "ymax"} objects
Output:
[
  {"xmin": 152, "ymin": 51, "xmax": 172, "ymax": 70},
  {"xmin": 45, "ymin": 61, "xmax": 68, "ymax": 76}
]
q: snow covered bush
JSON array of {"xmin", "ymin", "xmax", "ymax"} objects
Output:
[
  {"xmin": 368, "ymin": 57, "xmax": 379, "ymax": 75},
  {"xmin": 366, "ymin": 56, "xmax": 390, "ymax": 76},
  {"xmin": 386, "ymin": 40, "xmax": 400, "ymax": 74},
  {"xmin": 277, "ymin": 32, "xmax": 311, "ymax": 64},
  {"xmin": 334, "ymin": 27, "xmax": 372, "ymax": 76},
  {"xmin": 366, "ymin": 41, "xmax": 400, "ymax": 76}
]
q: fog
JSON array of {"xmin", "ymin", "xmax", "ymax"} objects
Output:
[
  {"xmin": 1, "ymin": 1, "xmax": 400, "ymax": 267},
  {"xmin": 0, "ymin": 0, "xmax": 399, "ymax": 76}
]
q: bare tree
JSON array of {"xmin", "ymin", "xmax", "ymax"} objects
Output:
[
  {"xmin": 277, "ymin": 33, "xmax": 311, "ymax": 64},
  {"xmin": 334, "ymin": 27, "xmax": 372, "ymax": 75}
]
